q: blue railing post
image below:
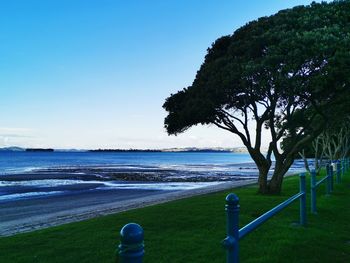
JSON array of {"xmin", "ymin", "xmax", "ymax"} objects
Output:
[
  {"xmin": 310, "ymin": 170, "xmax": 317, "ymax": 214},
  {"xmin": 336, "ymin": 161, "xmax": 341, "ymax": 184},
  {"xmin": 222, "ymin": 193, "xmax": 239, "ymax": 263},
  {"xmin": 299, "ymin": 173, "xmax": 307, "ymax": 226},
  {"xmin": 344, "ymin": 159, "xmax": 347, "ymax": 173},
  {"xmin": 330, "ymin": 164, "xmax": 334, "ymax": 192},
  {"xmin": 326, "ymin": 164, "xmax": 331, "ymax": 195},
  {"xmin": 345, "ymin": 159, "xmax": 347, "ymax": 172},
  {"xmin": 118, "ymin": 223, "xmax": 145, "ymax": 263},
  {"xmin": 342, "ymin": 158, "xmax": 346, "ymax": 175}
]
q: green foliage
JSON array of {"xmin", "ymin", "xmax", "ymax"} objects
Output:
[
  {"xmin": 164, "ymin": 1, "xmax": 350, "ymax": 136},
  {"xmin": 163, "ymin": 0, "xmax": 350, "ymax": 193}
]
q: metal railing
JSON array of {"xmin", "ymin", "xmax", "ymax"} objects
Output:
[
  {"xmin": 310, "ymin": 166, "xmax": 330, "ymax": 214},
  {"xmin": 310, "ymin": 160, "xmax": 346, "ymax": 214},
  {"xmin": 222, "ymin": 173, "xmax": 306, "ymax": 263},
  {"xmin": 117, "ymin": 158, "xmax": 350, "ymax": 263}
]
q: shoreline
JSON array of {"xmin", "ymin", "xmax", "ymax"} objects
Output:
[
  {"xmin": 0, "ymin": 179, "xmax": 257, "ymax": 237},
  {"xmin": 0, "ymin": 158, "xmax": 305, "ymax": 237}
]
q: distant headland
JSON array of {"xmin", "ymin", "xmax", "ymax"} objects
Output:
[
  {"xmin": 89, "ymin": 149, "xmax": 161, "ymax": 152},
  {"xmin": 0, "ymin": 146, "xmax": 249, "ymax": 153},
  {"xmin": 25, "ymin": 148, "xmax": 54, "ymax": 152}
]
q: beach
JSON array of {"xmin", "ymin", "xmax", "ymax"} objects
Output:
[
  {"xmin": 0, "ymin": 179, "xmax": 257, "ymax": 236},
  {"xmin": 0, "ymin": 151, "xmax": 306, "ymax": 236}
]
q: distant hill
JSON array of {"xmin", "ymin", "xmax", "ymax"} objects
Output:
[
  {"xmin": 0, "ymin": 147, "xmax": 55, "ymax": 152},
  {"xmin": 0, "ymin": 146, "xmax": 25, "ymax": 151},
  {"xmin": 161, "ymin": 147, "xmax": 249, "ymax": 153},
  {"xmin": 55, "ymin": 149, "xmax": 87, "ymax": 152},
  {"xmin": 89, "ymin": 149, "xmax": 162, "ymax": 152},
  {"xmin": 25, "ymin": 148, "xmax": 54, "ymax": 152},
  {"xmin": 88, "ymin": 147, "xmax": 248, "ymax": 153},
  {"xmin": 0, "ymin": 146, "xmax": 249, "ymax": 153},
  {"xmin": 89, "ymin": 147, "xmax": 249, "ymax": 153}
]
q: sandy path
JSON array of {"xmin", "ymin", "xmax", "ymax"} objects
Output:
[{"xmin": 0, "ymin": 179, "xmax": 257, "ymax": 236}]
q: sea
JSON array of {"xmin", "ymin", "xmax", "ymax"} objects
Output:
[
  {"xmin": 0, "ymin": 151, "xmax": 253, "ymax": 175},
  {"xmin": 0, "ymin": 151, "xmax": 306, "ymax": 203}
]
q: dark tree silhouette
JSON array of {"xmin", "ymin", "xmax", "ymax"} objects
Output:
[{"xmin": 163, "ymin": 1, "xmax": 350, "ymax": 194}]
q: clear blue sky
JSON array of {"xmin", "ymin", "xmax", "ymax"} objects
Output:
[{"xmin": 0, "ymin": 0, "xmax": 326, "ymax": 149}]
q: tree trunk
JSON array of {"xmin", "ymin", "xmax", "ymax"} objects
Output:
[
  {"xmin": 257, "ymin": 156, "xmax": 294, "ymax": 195},
  {"xmin": 268, "ymin": 157, "xmax": 294, "ymax": 194},
  {"xmin": 248, "ymin": 147, "xmax": 295, "ymax": 195},
  {"xmin": 257, "ymin": 165, "xmax": 270, "ymax": 194},
  {"xmin": 299, "ymin": 150, "xmax": 310, "ymax": 173},
  {"xmin": 267, "ymin": 174, "xmax": 284, "ymax": 194},
  {"xmin": 248, "ymin": 148, "xmax": 271, "ymax": 194}
]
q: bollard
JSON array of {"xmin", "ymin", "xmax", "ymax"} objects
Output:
[
  {"xmin": 222, "ymin": 193, "xmax": 239, "ymax": 263},
  {"xmin": 118, "ymin": 223, "xmax": 144, "ymax": 263},
  {"xmin": 299, "ymin": 173, "xmax": 307, "ymax": 226},
  {"xmin": 310, "ymin": 170, "xmax": 317, "ymax": 214},
  {"xmin": 336, "ymin": 161, "xmax": 341, "ymax": 183}
]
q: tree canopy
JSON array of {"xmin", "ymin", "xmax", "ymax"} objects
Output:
[{"xmin": 163, "ymin": 1, "xmax": 350, "ymax": 194}]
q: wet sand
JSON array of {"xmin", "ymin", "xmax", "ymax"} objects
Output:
[{"xmin": 0, "ymin": 179, "xmax": 257, "ymax": 236}]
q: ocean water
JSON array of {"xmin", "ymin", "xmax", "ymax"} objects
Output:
[
  {"xmin": 0, "ymin": 151, "xmax": 305, "ymax": 202},
  {"xmin": 0, "ymin": 151, "xmax": 253, "ymax": 174}
]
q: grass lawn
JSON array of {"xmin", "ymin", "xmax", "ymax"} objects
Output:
[{"xmin": 1, "ymin": 171, "xmax": 349, "ymax": 263}]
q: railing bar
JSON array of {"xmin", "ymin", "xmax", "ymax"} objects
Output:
[
  {"xmin": 315, "ymin": 176, "xmax": 328, "ymax": 187},
  {"xmin": 239, "ymin": 192, "xmax": 303, "ymax": 239}
]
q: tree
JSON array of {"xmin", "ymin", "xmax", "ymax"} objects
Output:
[
  {"xmin": 299, "ymin": 113, "xmax": 350, "ymax": 175},
  {"xmin": 320, "ymin": 117, "xmax": 350, "ymax": 161},
  {"xmin": 163, "ymin": 1, "xmax": 350, "ymax": 194}
]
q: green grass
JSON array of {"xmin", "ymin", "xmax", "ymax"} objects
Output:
[{"xmin": 1, "ymin": 171, "xmax": 350, "ymax": 263}]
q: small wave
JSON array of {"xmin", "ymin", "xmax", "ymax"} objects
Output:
[
  {"xmin": 0, "ymin": 166, "xmax": 40, "ymax": 175},
  {"xmin": 0, "ymin": 191, "xmax": 64, "ymax": 201},
  {"xmin": 0, "ymin": 179, "xmax": 97, "ymax": 187},
  {"xmin": 100, "ymin": 181, "xmax": 223, "ymax": 191}
]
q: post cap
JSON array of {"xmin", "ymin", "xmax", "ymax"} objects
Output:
[
  {"xmin": 120, "ymin": 223, "xmax": 144, "ymax": 245},
  {"xmin": 299, "ymin": 172, "xmax": 306, "ymax": 177},
  {"xmin": 226, "ymin": 193, "xmax": 239, "ymax": 206}
]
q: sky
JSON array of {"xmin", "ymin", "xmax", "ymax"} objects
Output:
[{"xmin": 0, "ymin": 0, "xmax": 327, "ymax": 149}]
